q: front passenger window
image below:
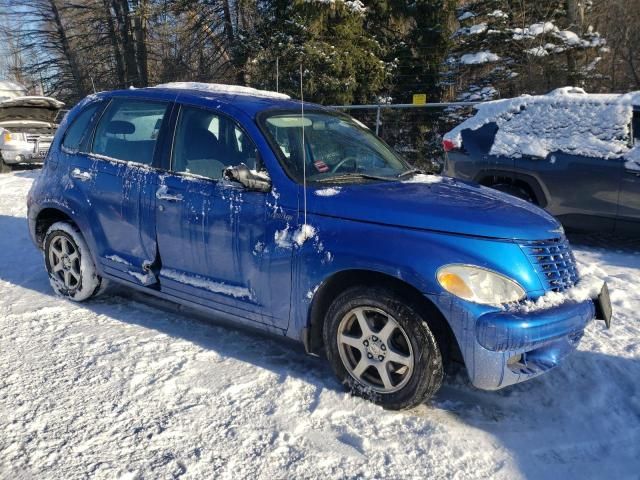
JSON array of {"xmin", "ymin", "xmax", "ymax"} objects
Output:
[{"xmin": 172, "ymin": 106, "xmax": 258, "ymax": 180}]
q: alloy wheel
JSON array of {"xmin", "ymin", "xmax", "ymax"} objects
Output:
[
  {"xmin": 337, "ymin": 306, "xmax": 415, "ymax": 393},
  {"xmin": 48, "ymin": 234, "xmax": 81, "ymax": 291}
]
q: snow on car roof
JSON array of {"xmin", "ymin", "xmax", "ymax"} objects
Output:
[
  {"xmin": 444, "ymin": 88, "xmax": 640, "ymax": 163},
  {"xmin": 154, "ymin": 82, "xmax": 290, "ymax": 100}
]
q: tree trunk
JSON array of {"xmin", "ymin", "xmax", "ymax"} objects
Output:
[
  {"xmin": 131, "ymin": 0, "xmax": 149, "ymax": 86},
  {"xmin": 47, "ymin": 0, "xmax": 86, "ymax": 95},
  {"xmin": 565, "ymin": 0, "xmax": 584, "ymax": 85},
  {"xmin": 102, "ymin": 0, "xmax": 126, "ymax": 88},
  {"xmin": 112, "ymin": 0, "xmax": 139, "ymax": 86}
]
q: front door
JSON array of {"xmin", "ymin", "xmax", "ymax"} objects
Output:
[
  {"xmin": 70, "ymin": 97, "xmax": 171, "ymax": 283},
  {"xmin": 155, "ymin": 104, "xmax": 293, "ymax": 329}
]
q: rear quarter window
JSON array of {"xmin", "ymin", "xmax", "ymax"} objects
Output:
[{"xmin": 61, "ymin": 103, "xmax": 102, "ymax": 151}]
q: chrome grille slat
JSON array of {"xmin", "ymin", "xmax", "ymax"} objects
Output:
[{"xmin": 520, "ymin": 237, "xmax": 579, "ymax": 292}]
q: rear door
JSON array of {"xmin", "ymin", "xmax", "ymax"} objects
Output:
[
  {"xmin": 68, "ymin": 97, "xmax": 172, "ymax": 284},
  {"xmin": 154, "ymin": 103, "xmax": 293, "ymax": 329},
  {"xmin": 616, "ymin": 108, "xmax": 640, "ymax": 233}
]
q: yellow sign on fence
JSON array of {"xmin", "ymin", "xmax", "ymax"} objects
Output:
[{"xmin": 412, "ymin": 93, "xmax": 427, "ymax": 105}]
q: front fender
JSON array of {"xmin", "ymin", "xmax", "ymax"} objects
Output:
[{"xmin": 288, "ymin": 213, "xmax": 545, "ymax": 341}]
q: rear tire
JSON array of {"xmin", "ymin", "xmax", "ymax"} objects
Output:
[
  {"xmin": 323, "ymin": 286, "xmax": 443, "ymax": 410},
  {"xmin": 44, "ymin": 222, "xmax": 102, "ymax": 301}
]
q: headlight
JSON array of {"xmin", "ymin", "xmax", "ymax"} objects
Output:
[
  {"xmin": 2, "ymin": 131, "xmax": 26, "ymax": 143},
  {"xmin": 437, "ymin": 264, "xmax": 526, "ymax": 305}
]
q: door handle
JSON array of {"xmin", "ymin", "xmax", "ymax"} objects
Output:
[
  {"xmin": 155, "ymin": 186, "xmax": 183, "ymax": 202},
  {"xmin": 71, "ymin": 168, "xmax": 93, "ymax": 182},
  {"xmin": 624, "ymin": 169, "xmax": 640, "ymax": 177}
]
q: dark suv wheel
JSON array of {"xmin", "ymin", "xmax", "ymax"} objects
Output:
[{"xmin": 323, "ymin": 286, "xmax": 443, "ymax": 410}]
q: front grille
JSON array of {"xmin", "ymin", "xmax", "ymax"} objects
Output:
[{"xmin": 519, "ymin": 237, "xmax": 579, "ymax": 292}]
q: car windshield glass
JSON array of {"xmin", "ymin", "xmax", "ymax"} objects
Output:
[{"xmin": 261, "ymin": 111, "xmax": 409, "ymax": 183}]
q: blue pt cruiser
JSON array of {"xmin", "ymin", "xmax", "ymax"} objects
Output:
[{"xmin": 27, "ymin": 84, "xmax": 612, "ymax": 409}]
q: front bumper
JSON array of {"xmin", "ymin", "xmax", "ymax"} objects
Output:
[
  {"xmin": 1, "ymin": 146, "xmax": 48, "ymax": 164},
  {"xmin": 432, "ymin": 291, "xmax": 603, "ymax": 391},
  {"xmin": 471, "ymin": 299, "xmax": 595, "ymax": 390}
]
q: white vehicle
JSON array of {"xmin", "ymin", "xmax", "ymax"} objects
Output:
[{"xmin": 0, "ymin": 96, "xmax": 64, "ymax": 173}]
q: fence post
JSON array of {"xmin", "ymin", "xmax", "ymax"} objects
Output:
[{"xmin": 375, "ymin": 104, "xmax": 381, "ymax": 136}]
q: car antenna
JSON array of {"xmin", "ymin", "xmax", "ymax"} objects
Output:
[{"xmin": 300, "ymin": 63, "xmax": 308, "ymax": 229}]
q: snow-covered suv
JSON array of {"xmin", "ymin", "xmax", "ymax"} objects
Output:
[
  {"xmin": 0, "ymin": 96, "xmax": 64, "ymax": 173},
  {"xmin": 443, "ymin": 88, "xmax": 640, "ymax": 234}
]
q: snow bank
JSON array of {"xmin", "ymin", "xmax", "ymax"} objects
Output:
[
  {"xmin": 154, "ymin": 82, "xmax": 290, "ymax": 100},
  {"xmin": 624, "ymin": 146, "xmax": 640, "ymax": 171},
  {"xmin": 444, "ymin": 89, "xmax": 638, "ymax": 160},
  {"xmin": 460, "ymin": 51, "xmax": 500, "ymax": 65}
]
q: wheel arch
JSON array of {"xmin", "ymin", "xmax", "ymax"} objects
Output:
[
  {"xmin": 33, "ymin": 204, "xmax": 103, "ymax": 276},
  {"xmin": 34, "ymin": 207, "xmax": 76, "ymax": 248},
  {"xmin": 305, "ymin": 269, "xmax": 462, "ymax": 365},
  {"xmin": 475, "ymin": 169, "xmax": 549, "ymax": 208}
]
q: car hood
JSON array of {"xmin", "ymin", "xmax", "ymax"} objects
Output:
[
  {"xmin": 307, "ymin": 176, "xmax": 562, "ymax": 241},
  {"xmin": 0, "ymin": 96, "xmax": 64, "ymax": 123}
]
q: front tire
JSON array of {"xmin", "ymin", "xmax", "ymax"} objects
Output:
[
  {"xmin": 44, "ymin": 222, "xmax": 102, "ymax": 301},
  {"xmin": 323, "ymin": 286, "xmax": 443, "ymax": 410}
]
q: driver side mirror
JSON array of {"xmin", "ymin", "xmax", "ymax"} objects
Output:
[{"xmin": 223, "ymin": 163, "xmax": 272, "ymax": 192}]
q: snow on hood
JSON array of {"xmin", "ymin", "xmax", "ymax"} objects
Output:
[
  {"xmin": 0, "ymin": 96, "xmax": 64, "ymax": 123},
  {"xmin": 444, "ymin": 88, "xmax": 639, "ymax": 160},
  {"xmin": 154, "ymin": 82, "xmax": 290, "ymax": 100}
]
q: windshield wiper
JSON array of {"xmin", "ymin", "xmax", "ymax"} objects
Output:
[
  {"xmin": 316, "ymin": 173, "xmax": 395, "ymax": 183},
  {"xmin": 397, "ymin": 168, "xmax": 423, "ymax": 179}
]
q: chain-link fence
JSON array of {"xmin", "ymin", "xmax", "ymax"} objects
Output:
[{"xmin": 331, "ymin": 103, "xmax": 478, "ymax": 173}]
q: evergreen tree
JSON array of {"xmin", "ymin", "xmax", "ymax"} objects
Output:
[
  {"xmin": 239, "ymin": 0, "xmax": 386, "ymax": 104},
  {"xmin": 443, "ymin": 0, "xmax": 607, "ymax": 102}
]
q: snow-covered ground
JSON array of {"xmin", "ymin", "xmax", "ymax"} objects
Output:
[{"xmin": 1, "ymin": 170, "xmax": 639, "ymax": 479}]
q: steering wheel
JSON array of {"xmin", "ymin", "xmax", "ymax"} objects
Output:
[{"xmin": 331, "ymin": 156, "xmax": 358, "ymax": 173}]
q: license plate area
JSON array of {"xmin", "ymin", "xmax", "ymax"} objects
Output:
[{"xmin": 593, "ymin": 282, "xmax": 612, "ymax": 329}]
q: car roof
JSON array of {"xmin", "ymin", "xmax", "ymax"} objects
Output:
[{"xmin": 98, "ymin": 85, "xmax": 330, "ymax": 118}]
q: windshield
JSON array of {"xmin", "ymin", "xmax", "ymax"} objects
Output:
[{"xmin": 261, "ymin": 111, "xmax": 409, "ymax": 183}]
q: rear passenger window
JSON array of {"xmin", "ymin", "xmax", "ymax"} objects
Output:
[
  {"xmin": 62, "ymin": 103, "xmax": 101, "ymax": 151},
  {"xmin": 91, "ymin": 99, "xmax": 169, "ymax": 165},
  {"xmin": 171, "ymin": 105, "xmax": 258, "ymax": 180},
  {"xmin": 633, "ymin": 111, "xmax": 640, "ymax": 144}
]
